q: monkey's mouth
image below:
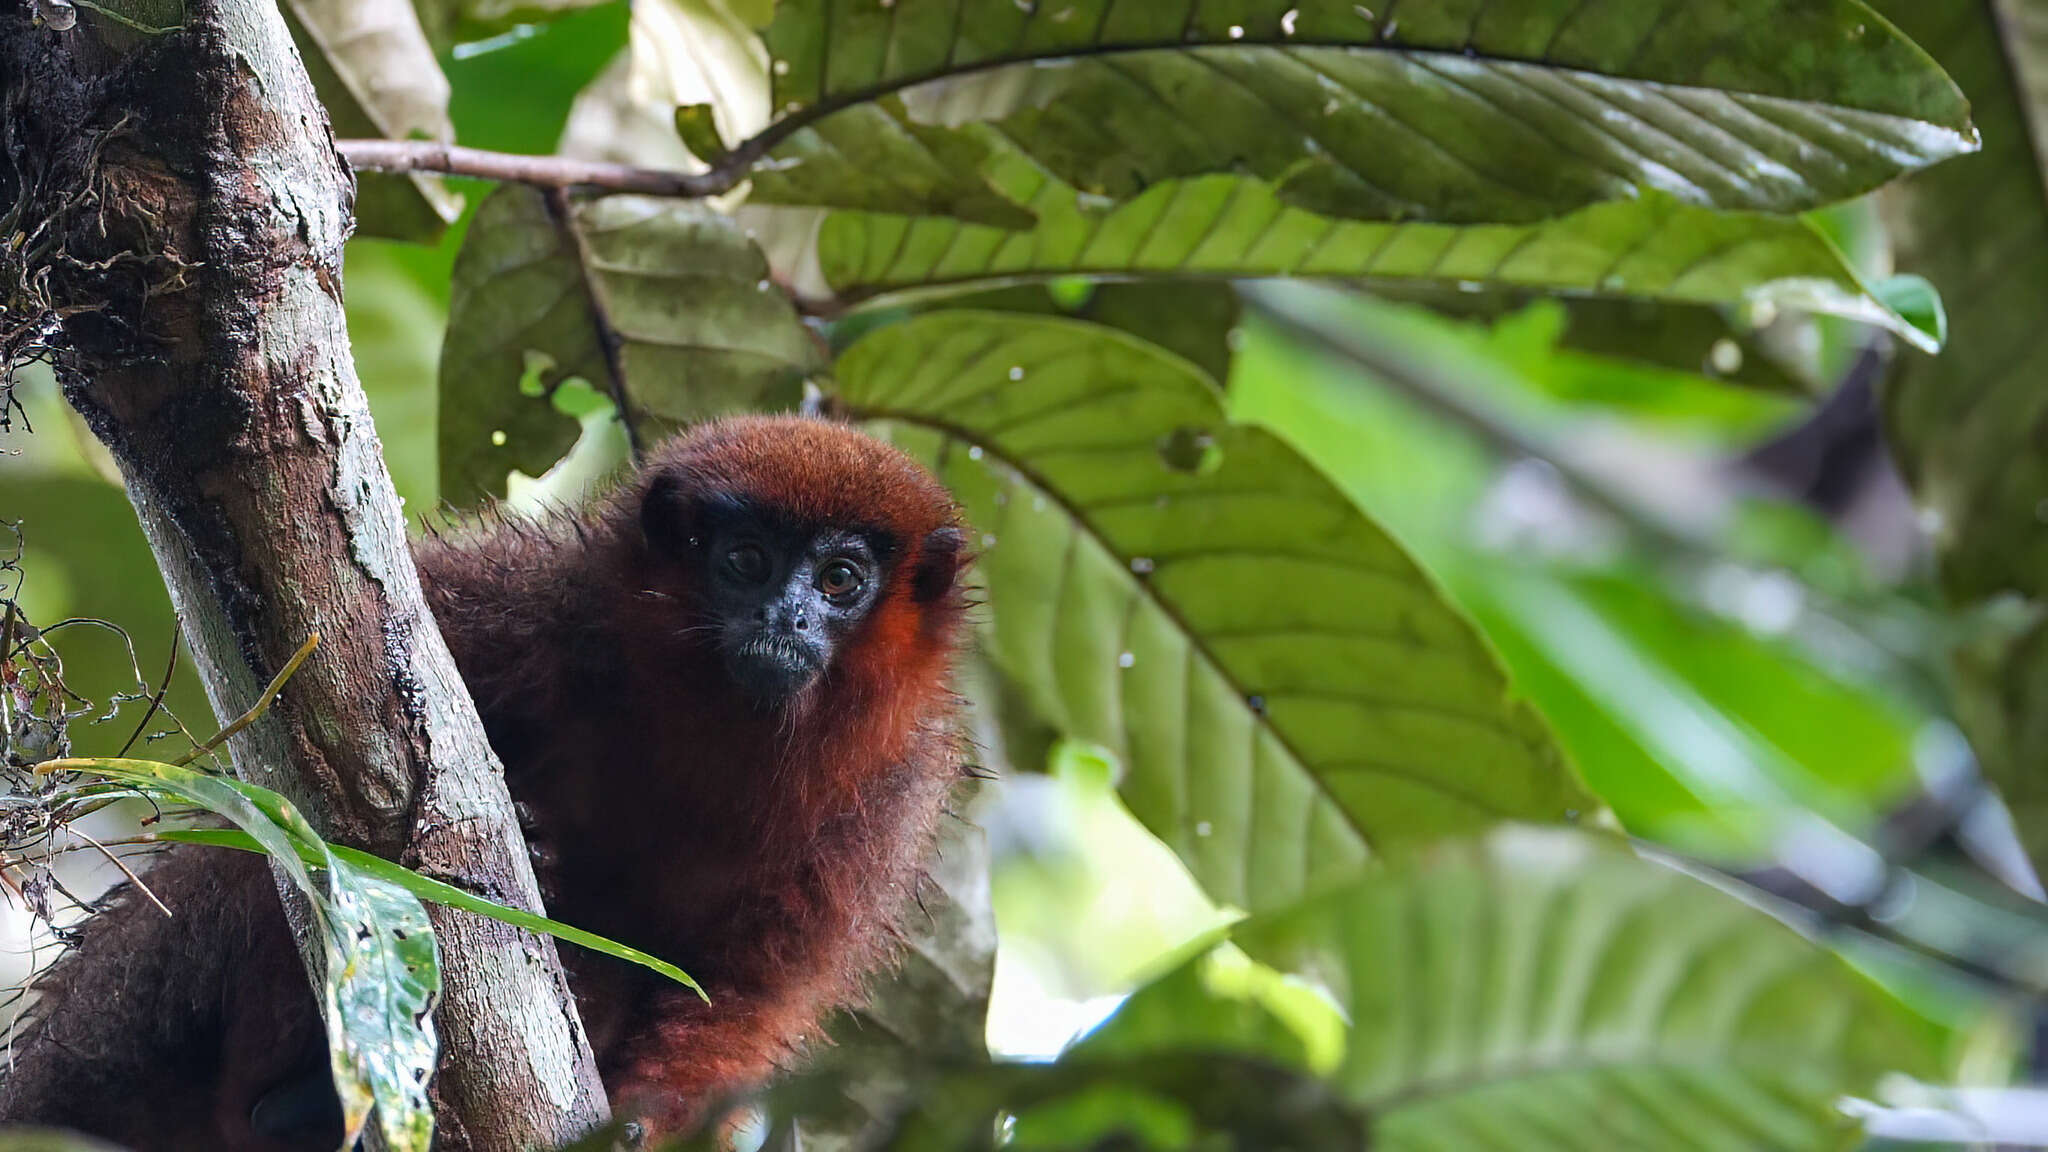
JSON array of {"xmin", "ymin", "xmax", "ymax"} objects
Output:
[{"xmin": 725, "ymin": 634, "xmax": 825, "ymax": 703}]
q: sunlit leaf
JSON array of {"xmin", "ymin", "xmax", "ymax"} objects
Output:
[
  {"xmin": 1089, "ymin": 827, "xmax": 1952, "ymax": 1152},
  {"xmin": 439, "ymin": 185, "xmax": 822, "ymax": 505},
  {"xmin": 838, "ymin": 312, "xmax": 1594, "ymax": 911}
]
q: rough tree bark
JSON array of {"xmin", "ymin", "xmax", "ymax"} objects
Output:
[{"xmin": 0, "ymin": 2, "xmax": 610, "ymax": 1148}]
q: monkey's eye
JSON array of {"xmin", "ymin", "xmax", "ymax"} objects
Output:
[
  {"xmin": 816, "ymin": 559, "xmax": 864, "ymax": 600},
  {"xmin": 726, "ymin": 544, "xmax": 770, "ymax": 583}
]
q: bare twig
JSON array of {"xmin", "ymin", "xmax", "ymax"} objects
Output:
[
  {"xmin": 171, "ymin": 633, "xmax": 318, "ymax": 768},
  {"xmin": 113, "ymin": 629, "xmax": 178, "ymax": 758}
]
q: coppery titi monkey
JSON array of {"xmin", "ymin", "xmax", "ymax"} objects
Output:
[{"xmin": 0, "ymin": 415, "xmax": 973, "ymax": 1149}]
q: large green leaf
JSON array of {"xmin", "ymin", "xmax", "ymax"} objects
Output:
[
  {"xmin": 836, "ymin": 312, "xmax": 1594, "ymax": 911},
  {"xmin": 761, "ymin": 1, "xmax": 1966, "ymax": 125},
  {"xmin": 48, "ymin": 758, "xmax": 439, "ymax": 1152},
  {"xmin": 1090, "ymin": 828, "xmax": 1951, "ymax": 1152},
  {"xmin": 1871, "ymin": 3, "xmax": 2048, "ymax": 868},
  {"xmin": 439, "ymin": 185, "xmax": 823, "ymax": 505},
  {"xmin": 286, "ymin": 0, "xmax": 462, "ymax": 241},
  {"xmin": 749, "ymin": 159, "xmax": 1941, "ymax": 352},
  {"xmin": 741, "ymin": 0, "xmax": 1973, "ymax": 226}
]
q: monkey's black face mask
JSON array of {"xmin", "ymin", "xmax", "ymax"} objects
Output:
[{"xmin": 653, "ymin": 493, "xmax": 889, "ymax": 704}]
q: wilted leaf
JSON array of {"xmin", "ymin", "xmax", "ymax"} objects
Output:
[
  {"xmin": 838, "ymin": 312, "xmax": 1594, "ymax": 911},
  {"xmin": 49, "ymin": 759, "xmax": 440, "ymax": 1152},
  {"xmin": 285, "ymin": 0, "xmax": 462, "ymax": 241},
  {"xmin": 439, "ymin": 185, "xmax": 822, "ymax": 505},
  {"xmin": 749, "ymin": 158, "xmax": 1942, "ymax": 352},
  {"xmin": 1090, "ymin": 827, "xmax": 1951, "ymax": 1152}
]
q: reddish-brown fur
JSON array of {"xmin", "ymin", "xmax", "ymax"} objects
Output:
[{"xmin": 0, "ymin": 416, "xmax": 972, "ymax": 1148}]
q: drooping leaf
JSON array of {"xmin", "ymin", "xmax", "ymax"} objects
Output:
[
  {"xmin": 156, "ymin": 827, "xmax": 704, "ymax": 998},
  {"xmin": 904, "ymin": 280, "xmax": 1243, "ymax": 387},
  {"xmin": 285, "ymin": 0, "xmax": 462, "ymax": 241},
  {"xmin": 47, "ymin": 759, "xmax": 440, "ymax": 1152},
  {"xmin": 439, "ymin": 185, "xmax": 823, "ymax": 505},
  {"xmin": 1870, "ymin": 2, "xmax": 2048, "ymax": 870},
  {"xmin": 748, "ymin": 159, "xmax": 1942, "ymax": 352},
  {"xmin": 1088, "ymin": 827, "xmax": 1952, "ymax": 1152},
  {"xmin": 837, "ymin": 312, "xmax": 1595, "ymax": 911}
]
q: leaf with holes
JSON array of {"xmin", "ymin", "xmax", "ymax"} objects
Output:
[
  {"xmin": 439, "ymin": 185, "xmax": 824, "ymax": 505},
  {"xmin": 745, "ymin": 158, "xmax": 1942, "ymax": 352},
  {"xmin": 49, "ymin": 759, "xmax": 440, "ymax": 1152},
  {"xmin": 1086, "ymin": 827, "xmax": 1951, "ymax": 1152},
  {"xmin": 735, "ymin": 0, "xmax": 1973, "ymax": 224},
  {"xmin": 836, "ymin": 311, "xmax": 1595, "ymax": 909}
]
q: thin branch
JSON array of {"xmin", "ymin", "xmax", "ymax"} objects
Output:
[
  {"xmin": 339, "ymin": 141, "xmax": 738, "ymax": 198},
  {"xmin": 114, "ymin": 629, "xmax": 179, "ymax": 758},
  {"xmin": 172, "ymin": 633, "xmax": 318, "ymax": 768}
]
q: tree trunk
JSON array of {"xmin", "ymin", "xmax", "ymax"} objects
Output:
[{"xmin": 0, "ymin": 2, "xmax": 610, "ymax": 1148}]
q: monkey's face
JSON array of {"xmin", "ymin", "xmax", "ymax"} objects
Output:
[{"xmin": 660, "ymin": 494, "xmax": 889, "ymax": 704}]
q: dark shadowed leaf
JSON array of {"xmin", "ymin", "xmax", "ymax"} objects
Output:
[
  {"xmin": 439, "ymin": 185, "xmax": 822, "ymax": 505},
  {"xmin": 837, "ymin": 312, "xmax": 1594, "ymax": 912},
  {"xmin": 1871, "ymin": 3, "xmax": 2048, "ymax": 871},
  {"xmin": 286, "ymin": 0, "xmax": 462, "ymax": 241},
  {"xmin": 1088, "ymin": 828, "xmax": 1951, "ymax": 1152}
]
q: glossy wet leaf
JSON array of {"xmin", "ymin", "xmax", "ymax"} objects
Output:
[
  {"xmin": 838, "ymin": 312, "xmax": 1594, "ymax": 910},
  {"xmin": 1089, "ymin": 828, "xmax": 1951, "ymax": 1152},
  {"xmin": 750, "ymin": 158, "xmax": 1942, "ymax": 352},
  {"xmin": 439, "ymin": 186, "xmax": 822, "ymax": 505},
  {"xmin": 413, "ymin": 0, "xmax": 611, "ymax": 52},
  {"xmin": 286, "ymin": 0, "xmax": 462, "ymax": 241},
  {"xmin": 46, "ymin": 758, "xmax": 440, "ymax": 1152}
]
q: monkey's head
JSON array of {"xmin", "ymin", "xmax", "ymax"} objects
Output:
[{"xmin": 628, "ymin": 416, "xmax": 969, "ymax": 706}]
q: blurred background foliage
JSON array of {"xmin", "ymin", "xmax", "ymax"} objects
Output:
[{"xmin": 9, "ymin": 0, "xmax": 2048, "ymax": 1148}]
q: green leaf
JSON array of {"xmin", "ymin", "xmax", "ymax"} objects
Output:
[
  {"xmin": 882, "ymin": 1053, "xmax": 1369, "ymax": 1152},
  {"xmin": 1869, "ymin": 3, "xmax": 2048, "ymax": 870},
  {"xmin": 439, "ymin": 185, "xmax": 822, "ymax": 505},
  {"xmin": 1091, "ymin": 828, "xmax": 1951, "ymax": 1152},
  {"xmin": 763, "ymin": 1, "xmax": 1969, "ymax": 129},
  {"xmin": 49, "ymin": 758, "xmax": 439, "ymax": 1152},
  {"xmin": 742, "ymin": 0, "xmax": 1973, "ymax": 225},
  {"xmin": 155, "ymin": 827, "xmax": 706, "ymax": 999},
  {"xmin": 285, "ymin": 0, "xmax": 462, "ymax": 241},
  {"xmin": 747, "ymin": 99, "xmax": 1039, "ymax": 226},
  {"xmin": 837, "ymin": 312, "xmax": 1594, "ymax": 911},
  {"xmin": 413, "ymin": 0, "xmax": 612, "ymax": 53},
  {"xmin": 750, "ymin": 162, "xmax": 1942, "ymax": 351}
]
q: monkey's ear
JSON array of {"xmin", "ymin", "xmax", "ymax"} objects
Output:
[
  {"xmin": 639, "ymin": 473, "xmax": 697, "ymax": 554},
  {"xmin": 911, "ymin": 526, "xmax": 967, "ymax": 603}
]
